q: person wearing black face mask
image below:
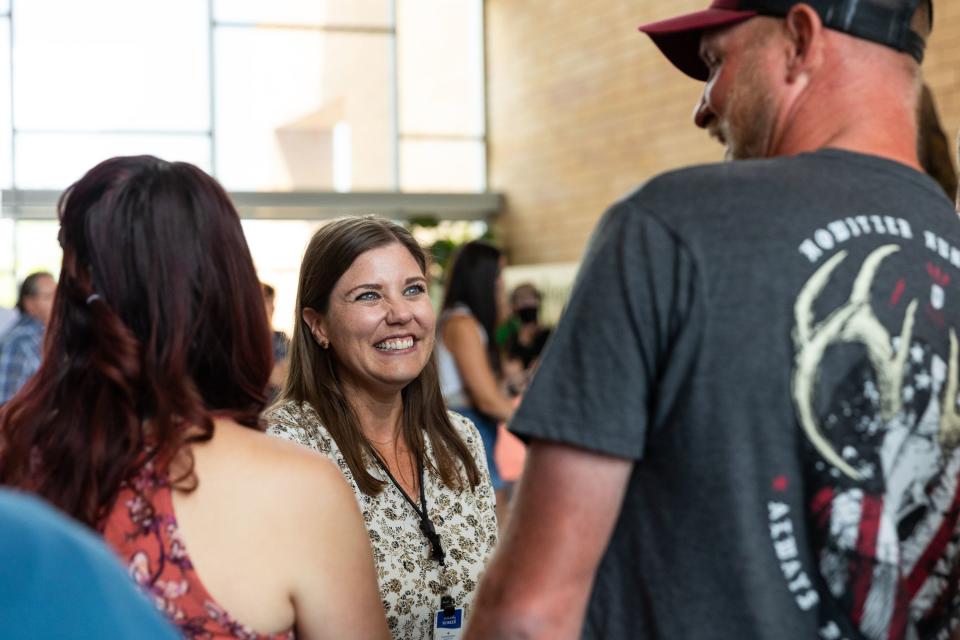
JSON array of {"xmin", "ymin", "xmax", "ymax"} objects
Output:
[
  {"xmin": 515, "ymin": 304, "xmax": 539, "ymax": 327},
  {"xmin": 504, "ymin": 283, "xmax": 551, "ymax": 376}
]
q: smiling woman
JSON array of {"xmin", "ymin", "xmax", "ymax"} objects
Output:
[
  {"xmin": 265, "ymin": 216, "xmax": 498, "ymax": 640},
  {"xmin": 302, "ymin": 243, "xmax": 436, "ymax": 400}
]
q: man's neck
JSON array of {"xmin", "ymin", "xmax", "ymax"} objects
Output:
[
  {"xmin": 773, "ymin": 115, "xmax": 921, "ymax": 171},
  {"xmin": 769, "ymin": 64, "xmax": 921, "ymax": 171}
]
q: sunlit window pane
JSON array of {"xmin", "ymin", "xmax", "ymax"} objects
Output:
[
  {"xmin": 400, "ymin": 139, "xmax": 485, "ymax": 193},
  {"xmin": 0, "ymin": 218, "xmax": 14, "ymax": 307},
  {"xmin": 13, "ymin": 220, "xmax": 61, "ymax": 283},
  {"xmin": 242, "ymin": 219, "xmax": 322, "ymax": 335},
  {"xmin": 13, "ymin": 0, "xmax": 209, "ymax": 132},
  {"xmin": 398, "ymin": 0, "xmax": 483, "ymax": 137},
  {"xmin": 15, "ymin": 133, "xmax": 211, "ymax": 190},
  {"xmin": 215, "ymin": 27, "xmax": 393, "ymax": 191},
  {"xmin": 0, "ymin": 21, "xmax": 12, "ymax": 188},
  {"xmin": 0, "ymin": 218, "xmax": 11, "ymax": 271},
  {"xmin": 213, "ymin": 0, "xmax": 392, "ymax": 28}
]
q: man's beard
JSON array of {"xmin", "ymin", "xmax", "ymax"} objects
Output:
[{"xmin": 714, "ymin": 60, "xmax": 776, "ymax": 161}]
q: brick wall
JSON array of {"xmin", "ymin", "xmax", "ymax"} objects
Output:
[{"xmin": 486, "ymin": 0, "xmax": 960, "ymax": 265}]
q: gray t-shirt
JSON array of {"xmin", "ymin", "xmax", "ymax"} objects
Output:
[{"xmin": 511, "ymin": 149, "xmax": 960, "ymax": 640}]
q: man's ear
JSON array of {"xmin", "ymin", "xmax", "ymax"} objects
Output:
[
  {"xmin": 783, "ymin": 4, "xmax": 824, "ymax": 83},
  {"xmin": 302, "ymin": 307, "xmax": 329, "ymax": 347}
]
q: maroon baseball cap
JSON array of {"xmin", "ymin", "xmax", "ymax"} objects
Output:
[{"xmin": 639, "ymin": 0, "xmax": 930, "ymax": 82}]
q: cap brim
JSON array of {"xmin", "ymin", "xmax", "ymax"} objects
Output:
[{"xmin": 638, "ymin": 8, "xmax": 757, "ymax": 81}]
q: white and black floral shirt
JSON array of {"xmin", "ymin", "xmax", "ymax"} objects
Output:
[{"xmin": 264, "ymin": 401, "xmax": 498, "ymax": 640}]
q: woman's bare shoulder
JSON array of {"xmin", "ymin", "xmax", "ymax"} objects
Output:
[{"xmin": 209, "ymin": 419, "xmax": 351, "ymax": 508}]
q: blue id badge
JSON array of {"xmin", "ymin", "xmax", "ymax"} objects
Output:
[{"xmin": 433, "ymin": 607, "xmax": 464, "ymax": 640}]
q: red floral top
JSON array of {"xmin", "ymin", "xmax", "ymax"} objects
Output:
[{"xmin": 103, "ymin": 462, "xmax": 295, "ymax": 640}]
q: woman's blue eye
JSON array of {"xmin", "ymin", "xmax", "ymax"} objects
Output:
[
  {"xmin": 404, "ymin": 284, "xmax": 426, "ymax": 296},
  {"xmin": 356, "ymin": 291, "xmax": 380, "ymax": 301}
]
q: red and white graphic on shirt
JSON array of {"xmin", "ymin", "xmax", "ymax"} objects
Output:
[{"xmin": 792, "ymin": 244, "xmax": 960, "ymax": 640}]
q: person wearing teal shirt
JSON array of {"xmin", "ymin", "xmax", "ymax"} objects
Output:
[{"xmin": 0, "ymin": 489, "xmax": 178, "ymax": 639}]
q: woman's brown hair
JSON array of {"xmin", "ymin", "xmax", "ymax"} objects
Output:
[
  {"xmin": 280, "ymin": 216, "xmax": 481, "ymax": 495},
  {"xmin": 0, "ymin": 155, "xmax": 272, "ymax": 528}
]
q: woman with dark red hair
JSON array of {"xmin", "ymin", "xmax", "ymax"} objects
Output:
[{"xmin": 0, "ymin": 156, "xmax": 389, "ymax": 640}]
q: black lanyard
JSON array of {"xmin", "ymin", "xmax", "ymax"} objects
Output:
[{"xmin": 371, "ymin": 451, "xmax": 446, "ymax": 566}]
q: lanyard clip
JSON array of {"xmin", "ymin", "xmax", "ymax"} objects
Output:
[{"xmin": 440, "ymin": 595, "xmax": 456, "ymax": 618}]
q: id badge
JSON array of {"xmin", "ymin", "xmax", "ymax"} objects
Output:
[{"xmin": 433, "ymin": 607, "xmax": 464, "ymax": 640}]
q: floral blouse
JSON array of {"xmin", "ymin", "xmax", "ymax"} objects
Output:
[
  {"xmin": 103, "ymin": 462, "xmax": 295, "ymax": 640},
  {"xmin": 265, "ymin": 402, "xmax": 498, "ymax": 640}
]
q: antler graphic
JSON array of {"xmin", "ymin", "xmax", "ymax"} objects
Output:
[
  {"xmin": 941, "ymin": 330, "xmax": 960, "ymax": 449},
  {"xmin": 792, "ymin": 245, "xmax": 918, "ymax": 480}
]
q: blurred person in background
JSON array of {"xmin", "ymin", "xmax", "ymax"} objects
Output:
[
  {"xmin": 495, "ymin": 282, "xmax": 553, "ymax": 510},
  {"xmin": 917, "ymin": 83, "xmax": 958, "ymax": 200},
  {"xmin": 957, "ymin": 132, "xmax": 960, "ymax": 210},
  {"xmin": 0, "ymin": 156, "xmax": 388, "ymax": 640},
  {"xmin": 0, "ymin": 488, "xmax": 179, "ymax": 640},
  {"xmin": 263, "ymin": 282, "xmax": 291, "ymax": 400},
  {"xmin": 266, "ymin": 216, "xmax": 497, "ymax": 640},
  {"xmin": 436, "ymin": 241, "xmax": 516, "ymax": 510},
  {"xmin": 0, "ymin": 271, "xmax": 55, "ymax": 405},
  {"xmin": 501, "ymin": 282, "xmax": 552, "ymax": 395}
]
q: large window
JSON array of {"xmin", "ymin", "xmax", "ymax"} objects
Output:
[
  {"xmin": 398, "ymin": 0, "xmax": 485, "ymax": 192},
  {"xmin": 0, "ymin": 0, "xmax": 491, "ymax": 314},
  {"xmin": 13, "ymin": 0, "xmax": 211, "ymax": 188}
]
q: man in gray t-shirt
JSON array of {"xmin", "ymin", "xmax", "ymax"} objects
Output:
[{"xmin": 467, "ymin": 2, "xmax": 959, "ymax": 639}]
